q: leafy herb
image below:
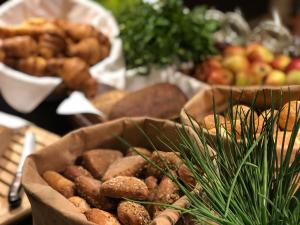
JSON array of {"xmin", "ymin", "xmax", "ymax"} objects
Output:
[
  {"xmin": 118, "ymin": 0, "xmax": 219, "ymax": 72},
  {"xmin": 94, "ymin": 0, "xmax": 139, "ymax": 19}
]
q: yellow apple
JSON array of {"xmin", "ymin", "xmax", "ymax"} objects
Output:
[{"xmin": 222, "ymin": 55, "xmax": 250, "ymax": 73}]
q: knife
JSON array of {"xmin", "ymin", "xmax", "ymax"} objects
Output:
[{"xmin": 8, "ymin": 131, "xmax": 36, "ymax": 208}]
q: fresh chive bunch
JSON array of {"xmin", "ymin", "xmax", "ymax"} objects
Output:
[
  {"xmin": 118, "ymin": 0, "xmax": 218, "ymax": 72},
  {"xmin": 125, "ymin": 92, "xmax": 300, "ymax": 225}
]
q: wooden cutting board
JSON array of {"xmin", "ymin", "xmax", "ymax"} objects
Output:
[{"xmin": 0, "ymin": 125, "xmax": 59, "ymax": 225}]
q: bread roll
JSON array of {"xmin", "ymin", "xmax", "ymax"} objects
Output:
[
  {"xmin": 109, "ymin": 83, "xmax": 187, "ymax": 120},
  {"xmin": 85, "ymin": 208, "xmax": 121, "ymax": 225},
  {"xmin": 117, "ymin": 201, "xmax": 151, "ymax": 225},
  {"xmin": 82, "ymin": 149, "xmax": 123, "ymax": 179},
  {"xmin": 43, "ymin": 170, "xmax": 75, "ymax": 198},
  {"xmin": 68, "ymin": 196, "xmax": 90, "ymax": 213},
  {"xmin": 101, "ymin": 176, "xmax": 149, "ymax": 200},
  {"xmin": 279, "ymin": 101, "xmax": 300, "ymax": 131},
  {"xmin": 102, "ymin": 156, "xmax": 146, "ymax": 181},
  {"xmin": 63, "ymin": 165, "xmax": 92, "ymax": 181}
]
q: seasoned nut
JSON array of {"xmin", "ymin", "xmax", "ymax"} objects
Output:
[
  {"xmin": 101, "ymin": 176, "xmax": 149, "ymax": 200},
  {"xmin": 85, "ymin": 208, "xmax": 121, "ymax": 225},
  {"xmin": 126, "ymin": 147, "xmax": 152, "ymax": 157},
  {"xmin": 117, "ymin": 201, "xmax": 151, "ymax": 225},
  {"xmin": 63, "ymin": 165, "xmax": 92, "ymax": 181},
  {"xmin": 43, "ymin": 170, "xmax": 75, "ymax": 198},
  {"xmin": 102, "ymin": 156, "xmax": 146, "ymax": 181},
  {"xmin": 82, "ymin": 149, "xmax": 123, "ymax": 179},
  {"xmin": 68, "ymin": 196, "xmax": 90, "ymax": 213},
  {"xmin": 75, "ymin": 176, "xmax": 115, "ymax": 211},
  {"xmin": 147, "ymin": 151, "xmax": 182, "ymax": 177}
]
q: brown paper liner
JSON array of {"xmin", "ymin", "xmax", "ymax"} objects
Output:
[{"xmin": 22, "ymin": 117, "xmax": 209, "ymax": 225}]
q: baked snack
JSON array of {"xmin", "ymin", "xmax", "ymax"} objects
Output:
[
  {"xmin": 279, "ymin": 101, "xmax": 300, "ymax": 131},
  {"xmin": 68, "ymin": 196, "xmax": 90, "ymax": 213},
  {"xmin": 101, "ymin": 176, "xmax": 149, "ymax": 200},
  {"xmin": 102, "ymin": 156, "xmax": 146, "ymax": 181},
  {"xmin": 117, "ymin": 201, "xmax": 151, "ymax": 225},
  {"xmin": 126, "ymin": 147, "xmax": 152, "ymax": 157},
  {"xmin": 82, "ymin": 149, "xmax": 123, "ymax": 179},
  {"xmin": 91, "ymin": 90, "xmax": 128, "ymax": 115},
  {"xmin": 63, "ymin": 165, "xmax": 92, "ymax": 181},
  {"xmin": 43, "ymin": 170, "xmax": 75, "ymax": 198},
  {"xmin": 1, "ymin": 35, "xmax": 38, "ymax": 58},
  {"xmin": 75, "ymin": 176, "xmax": 114, "ymax": 211},
  {"xmin": 147, "ymin": 151, "xmax": 182, "ymax": 177},
  {"xmin": 85, "ymin": 208, "xmax": 121, "ymax": 225},
  {"xmin": 201, "ymin": 114, "xmax": 226, "ymax": 130},
  {"xmin": 108, "ymin": 83, "xmax": 188, "ymax": 120}
]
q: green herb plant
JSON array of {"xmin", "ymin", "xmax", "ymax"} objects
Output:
[
  {"xmin": 124, "ymin": 91, "xmax": 300, "ymax": 225},
  {"xmin": 118, "ymin": 0, "xmax": 218, "ymax": 72}
]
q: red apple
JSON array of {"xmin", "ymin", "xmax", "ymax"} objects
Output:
[
  {"xmin": 222, "ymin": 55, "xmax": 250, "ymax": 73},
  {"xmin": 265, "ymin": 70, "xmax": 286, "ymax": 86},
  {"xmin": 251, "ymin": 61, "xmax": 272, "ymax": 84},
  {"xmin": 286, "ymin": 70, "xmax": 300, "ymax": 85},
  {"xmin": 207, "ymin": 68, "xmax": 233, "ymax": 85},
  {"xmin": 247, "ymin": 43, "xmax": 274, "ymax": 63},
  {"xmin": 224, "ymin": 45, "xmax": 246, "ymax": 56},
  {"xmin": 271, "ymin": 55, "xmax": 291, "ymax": 71},
  {"xmin": 285, "ymin": 58, "xmax": 300, "ymax": 73},
  {"xmin": 194, "ymin": 56, "xmax": 222, "ymax": 81}
]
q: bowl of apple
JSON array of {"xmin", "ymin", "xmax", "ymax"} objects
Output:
[{"xmin": 193, "ymin": 43, "xmax": 300, "ymax": 86}]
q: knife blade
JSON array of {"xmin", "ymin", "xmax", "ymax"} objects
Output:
[{"xmin": 8, "ymin": 131, "xmax": 36, "ymax": 208}]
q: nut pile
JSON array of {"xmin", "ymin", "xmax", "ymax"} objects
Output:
[
  {"xmin": 43, "ymin": 147, "xmax": 194, "ymax": 225},
  {"xmin": 0, "ymin": 17, "xmax": 111, "ymax": 97}
]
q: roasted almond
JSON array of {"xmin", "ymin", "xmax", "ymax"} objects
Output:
[
  {"xmin": 68, "ymin": 196, "xmax": 90, "ymax": 213},
  {"xmin": 102, "ymin": 156, "xmax": 146, "ymax": 181},
  {"xmin": 82, "ymin": 149, "xmax": 123, "ymax": 179},
  {"xmin": 101, "ymin": 176, "xmax": 149, "ymax": 200},
  {"xmin": 43, "ymin": 170, "xmax": 75, "ymax": 198},
  {"xmin": 85, "ymin": 208, "xmax": 121, "ymax": 225},
  {"xmin": 63, "ymin": 165, "xmax": 92, "ymax": 181},
  {"xmin": 117, "ymin": 201, "xmax": 151, "ymax": 225},
  {"xmin": 75, "ymin": 176, "xmax": 115, "ymax": 211}
]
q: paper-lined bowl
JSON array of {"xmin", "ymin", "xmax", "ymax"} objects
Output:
[{"xmin": 0, "ymin": 0, "xmax": 123, "ymax": 113}]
